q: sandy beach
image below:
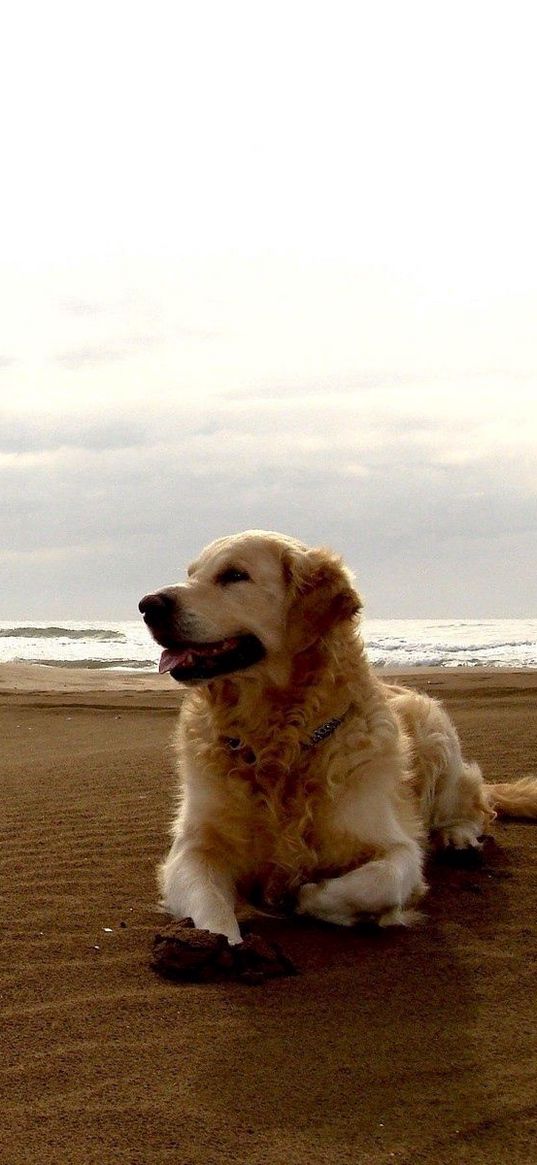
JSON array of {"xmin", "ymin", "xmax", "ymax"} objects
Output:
[{"xmin": 2, "ymin": 663, "xmax": 537, "ymax": 1165}]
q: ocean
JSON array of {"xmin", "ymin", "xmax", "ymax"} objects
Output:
[{"xmin": 1, "ymin": 618, "xmax": 536, "ymax": 671}]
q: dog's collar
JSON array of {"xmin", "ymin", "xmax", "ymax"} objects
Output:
[
  {"xmin": 222, "ymin": 706, "xmax": 351, "ymax": 763},
  {"xmin": 304, "ymin": 712, "xmax": 350, "ymax": 749}
]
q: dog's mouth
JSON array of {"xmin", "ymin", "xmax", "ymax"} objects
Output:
[{"xmin": 158, "ymin": 634, "xmax": 266, "ymax": 683}]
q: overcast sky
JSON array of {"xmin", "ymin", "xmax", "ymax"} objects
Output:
[{"xmin": 1, "ymin": 1, "xmax": 536, "ymax": 619}]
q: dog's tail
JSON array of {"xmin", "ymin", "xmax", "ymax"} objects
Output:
[{"xmin": 486, "ymin": 776, "xmax": 537, "ymax": 819}]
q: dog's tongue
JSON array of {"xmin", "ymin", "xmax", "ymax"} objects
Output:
[
  {"xmin": 158, "ymin": 637, "xmax": 240, "ymax": 674},
  {"xmin": 159, "ymin": 649, "xmax": 187, "ymax": 674}
]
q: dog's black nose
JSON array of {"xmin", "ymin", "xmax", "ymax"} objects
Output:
[{"xmin": 138, "ymin": 592, "xmax": 174, "ymax": 623}]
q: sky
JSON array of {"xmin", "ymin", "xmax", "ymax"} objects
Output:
[{"xmin": 1, "ymin": 0, "xmax": 536, "ymax": 619}]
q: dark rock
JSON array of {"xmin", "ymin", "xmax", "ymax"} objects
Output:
[{"xmin": 151, "ymin": 918, "xmax": 297, "ymax": 984}]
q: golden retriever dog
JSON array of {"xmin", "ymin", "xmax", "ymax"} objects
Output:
[{"xmin": 139, "ymin": 530, "xmax": 537, "ymax": 945}]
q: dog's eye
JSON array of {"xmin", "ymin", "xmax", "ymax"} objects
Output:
[{"xmin": 216, "ymin": 567, "xmax": 251, "ymax": 586}]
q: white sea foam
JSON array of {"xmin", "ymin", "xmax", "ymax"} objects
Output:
[
  {"xmin": 0, "ymin": 621, "xmax": 160, "ymax": 671},
  {"xmin": 364, "ymin": 618, "xmax": 537, "ymax": 669},
  {"xmin": 0, "ymin": 618, "xmax": 535, "ymax": 671}
]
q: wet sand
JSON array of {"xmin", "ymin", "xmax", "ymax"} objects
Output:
[{"xmin": 2, "ymin": 664, "xmax": 537, "ymax": 1164}]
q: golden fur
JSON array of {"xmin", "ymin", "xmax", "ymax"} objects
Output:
[{"xmin": 149, "ymin": 530, "xmax": 537, "ymax": 943}]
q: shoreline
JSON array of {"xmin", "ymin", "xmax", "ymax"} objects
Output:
[{"xmin": 1, "ymin": 659, "xmax": 537, "ymax": 706}]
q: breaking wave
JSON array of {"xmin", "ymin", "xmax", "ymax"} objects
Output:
[
  {"xmin": 364, "ymin": 619, "xmax": 537, "ymax": 669},
  {"xmin": 19, "ymin": 657, "xmax": 155, "ymax": 670},
  {"xmin": 1, "ymin": 618, "xmax": 536, "ymax": 671},
  {"xmin": 0, "ymin": 626, "xmax": 127, "ymax": 641}
]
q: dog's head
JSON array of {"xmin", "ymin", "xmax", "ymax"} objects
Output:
[{"xmin": 139, "ymin": 530, "xmax": 361, "ymax": 684}]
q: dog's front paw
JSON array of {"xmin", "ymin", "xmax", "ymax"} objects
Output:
[
  {"xmin": 295, "ymin": 881, "xmax": 321, "ymax": 916},
  {"xmin": 438, "ymin": 823, "xmax": 483, "ymax": 850},
  {"xmin": 295, "ymin": 881, "xmax": 356, "ymax": 927}
]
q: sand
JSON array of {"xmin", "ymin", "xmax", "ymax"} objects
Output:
[{"xmin": 2, "ymin": 663, "xmax": 537, "ymax": 1165}]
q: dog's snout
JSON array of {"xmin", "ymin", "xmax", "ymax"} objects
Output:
[{"xmin": 138, "ymin": 591, "xmax": 175, "ymax": 623}]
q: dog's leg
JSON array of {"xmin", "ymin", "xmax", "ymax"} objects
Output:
[
  {"xmin": 296, "ymin": 839, "xmax": 425, "ymax": 927},
  {"xmin": 296, "ymin": 765, "xmax": 426, "ymax": 927},
  {"xmin": 396, "ymin": 691, "xmax": 491, "ymax": 850},
  {"xmin": 430, "ymin": 760, "xmax": 492, "ymax": 850},
  {"xmin": 159, "ymin": 839, "xmax": 242, "ymax": 945}
]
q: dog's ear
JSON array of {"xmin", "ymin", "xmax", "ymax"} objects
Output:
[{"xmin": 282, "ymin": 546, "xmax": 362, "ymax": 652}]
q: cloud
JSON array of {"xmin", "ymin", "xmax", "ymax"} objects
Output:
[
  {"xmin": 0, "ymin": 390, "xmax": 536, "ymax": 617},
  {"xmin": 0, "ymin": 539, "xmax": 117, "ymax": 564},
  {"xmin": 55, "ymin": 335, "xmax": 160, "ymax": 369},
  {"xmin": 60, "ymin": 299, "xmax": 107, "ymax": 316},
  {"xmin": 221, "ymin": 373, "xmax": 420, "ymax": 402},
  {"xmin": 0, "ymin": 413, "xmax": 147, "ymax": 455}
]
